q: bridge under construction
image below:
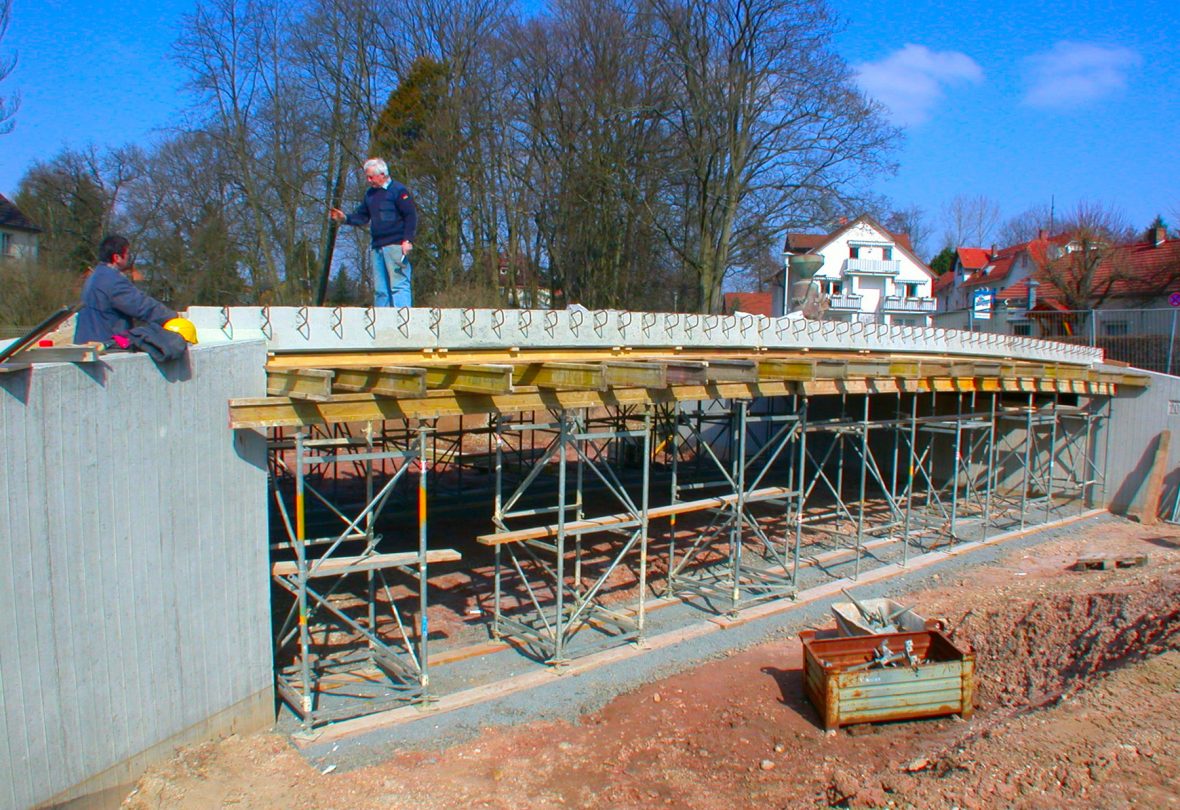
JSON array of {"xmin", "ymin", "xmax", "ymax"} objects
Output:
[{"xmin": 188, "ymin": 305, "xmax": 1146, "ymax": 730}]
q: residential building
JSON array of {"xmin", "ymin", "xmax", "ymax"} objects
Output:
[
  {"xmin": 932, "ymin": 267, "xmax": 956, "ymax": 312},
  {"xmin": 942, "ymin": 232, "xmax": 1076, "ymax": 315},
  {"xmin": 0, "ymin": 193, "xmax": 41, "ymax": 261},
  {"xmin": 997, "ymin": 226, "xmax": 1180, "ymax": 337},
  {"xmin": 772, "ymin": 215, "xmax": 937, "ymax": 325}
]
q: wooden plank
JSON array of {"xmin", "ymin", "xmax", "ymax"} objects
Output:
[
  {"xmin": 267, "ymin": 367, "xmax": 334, "ymax": 401},
  {"xmin": 1071, "ymin": 553, "xmax": 1148, "ymax": 571},
  {"xmin": 228, "ymin": 380, "xmax": 802, "ymax": 428},
  {"xmin": 5, "ymin": 344, "xmax": 102, "ymax": 364},
  {"xmin": 1128, "ymin": 429, "xmax": 1170, "ymax": 526},
  {"xmin": 476, "ymin": 486, "xmax": 792, "ymax": 546},
  {"xmin": 0, "ymin": 304, "xmax": 79, "ymax": 363},
  {"xmin": 272, "ymin": 548, "xmax": 462, "ymax": 578},
  {"xmin": 331, "ymin": 366, "xmax": 427, "ymax": 397},
  {"xmin": 424, "ymin": 364, "xmax": 514, "ymax": 394},
  {"xmin": 843, "ymin": 359, "xmax": 892, "ymax": 378},
  {"xmin": 888, "ymin": 360, "xmax": 921, "ymax": 378}
]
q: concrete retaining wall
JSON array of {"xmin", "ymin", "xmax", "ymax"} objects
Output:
[
  {"xmin": 1102, "ymin": 370, "xmax": 1180, "ymax": 518},
  {"xmin": 0, "ymin": 341, "xmax": 271, "ymax": 810}
]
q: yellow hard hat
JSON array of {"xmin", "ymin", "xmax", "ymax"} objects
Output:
[{"xmin": 164, "ymin": 317, "xmax": 198, "ymax": 344}]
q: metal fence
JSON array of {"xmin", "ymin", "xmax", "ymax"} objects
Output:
[{"xmin": 934, "ymin": 308, "xmax": 1180, "ymax": 375}]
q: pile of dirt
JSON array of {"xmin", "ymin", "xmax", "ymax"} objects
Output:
[
  {"xmin": 124, "ymin": 519, "xmax": 1180, "ymax": 809},
  {"xmin": 954, "ymin": 579, "xmax": 1180, "ymax": 709}
]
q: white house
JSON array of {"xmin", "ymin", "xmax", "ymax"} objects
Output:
[
  {"xmin": 0, "ymin": 193, "xmax": 41, "ymax": 261},
  {"xmin": 773, "ymin": 215, "xmax": 937, "ymax": 325}
]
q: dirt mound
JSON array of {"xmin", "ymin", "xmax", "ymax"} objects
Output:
[{"xmin": 952, "ymin": 575, "xmax": 1180, "ymax": 710}]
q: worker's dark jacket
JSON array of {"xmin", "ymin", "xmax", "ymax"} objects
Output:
[
  {"xmin": 344, "ymin": 182, "xmax": 418, "ymax": 249},
  {"xmin": 74, "ymin": 263, "xmax": 177, "ymax": 345}
]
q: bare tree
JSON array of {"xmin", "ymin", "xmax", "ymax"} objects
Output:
[
  {"xmin": 1036, "ymin": 202, "xmax": 1138, "ymax": 311},
  {"xmin": 121, "ymin": 131, "xmax": 250, "ymax": 305},
  {"xmin": 15, "ymin": 146, "xmax": 143, "ymax": 272},
  {"xmin": 289, "ymin": 0, "xmax": 387, "ymax": 303},
  {"xmin": 643, "ymin": 0, "xmax": 897, "ymax": 312},
  {"xmin": 942, "ymin": 194, "xmax": 1001, "ymax": 249},
  {"xmin": 881, "ymin": 205, "xmax": 931, "ymax": 260},
  {"xmin": 998, "ymin": 203, "xmax": 1055, "ymax": 246},
  {"xmin": 375, "ymin": 0, "xmax": 515, "ymax": 299},
  {"xmin": 0, "ymin": 0, "xmax": 18, "ymax": 134},
  {"xmin": 498, "ymin": 0, "xmax": 672, "ymax": 308}
]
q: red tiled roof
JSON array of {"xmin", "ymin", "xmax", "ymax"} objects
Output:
[
  {"xmin": 784, "ymin": 233, "xmax": 827, "ymax": 252},
  {"xmin": 0, "ymin": 193, "xmax": 40, "ymax": 232},
  {"xmin": 999, "ymin": 238, "xmax": 1180, "ymax": 307},
  {"xmin": 956, "ymin": 247, "xmax": 990, "ymax": 270},
  {"xmin": 933, "ymin": 272, "xmax": 954, "ymax": 292},
  {"xmin": 723, "ymin": 291, "xmax": 774, "ymax": 317},
  {"xmin": 960, "ymin": 232, "xmax": 1078, "ymax": 289},
  {"xmin": 785, "ymin": 226, "xmax": 913, "ymax": 254}
]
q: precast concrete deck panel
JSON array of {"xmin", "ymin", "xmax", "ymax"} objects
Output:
[{"xmin": 187, "ymin": 306, "xmax": 1103, "ymax": 364}]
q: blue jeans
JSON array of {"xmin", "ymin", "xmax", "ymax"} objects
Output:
[{"xmin": 372, "ymin": 244, "xmax": 412, "ymax": 307}]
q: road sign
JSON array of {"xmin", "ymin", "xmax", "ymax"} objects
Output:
[{"xmin": 972, "ymin": 289, "xmax": 994, "ymax": 320}]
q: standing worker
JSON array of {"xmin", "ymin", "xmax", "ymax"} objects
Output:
[
  {"xmin": 329, "ymin": 157, "xmax": 418, "ymax": 308},
  {"xmin": 75, "ymin": 234, "xmax": 193, "ymax": 346}
]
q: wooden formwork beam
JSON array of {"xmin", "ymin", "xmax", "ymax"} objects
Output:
[
  {"xmin": 331, "ymin": 366, "xmax": 428, "ymax": 397},
  {"xmin": 424, "ymin": 364, "xmax": 514, "ymax": 394},
  {"xmin": 513, "ymin": 362, "xmax": 605, "ymax": 390},
  {"xmin": 267, "ymin": 368, "xmax": 334, "ymax": 401}
]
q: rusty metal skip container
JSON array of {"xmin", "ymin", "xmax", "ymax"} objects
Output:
[{"xmin": 800, "ymin": 629, "xmax": 975, "ymax": 731}]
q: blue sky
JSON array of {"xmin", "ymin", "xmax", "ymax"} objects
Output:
[
  {"xmin": 833, "ymin": 0, "xmax": 1179, "ymax": 245},
  {"xmin": 1, "ymin": 0, "xmax": 1177, "ymax": 253}
]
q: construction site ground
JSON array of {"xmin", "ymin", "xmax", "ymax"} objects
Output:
[{"xmin": 124, "ymin": 514, "xmax": 1179, "ymax": 809}]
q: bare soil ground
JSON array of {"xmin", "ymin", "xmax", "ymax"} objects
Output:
[{"xmin": 125, "ymin": 518, "xmax": 1180, "ymax": 809}]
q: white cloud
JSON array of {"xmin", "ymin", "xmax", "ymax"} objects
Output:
[
  {"xmin": 1023, "ymin": 42, "xmax": 1141, "ymax": 109},
  {"xmin": 854, "ymin": 44, "xmax": 984, "ymax": 127}
]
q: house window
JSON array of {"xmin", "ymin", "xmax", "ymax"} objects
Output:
[
  {"xmin": 1104, "ymin": 321, "xmax": 1129, "ymax": 337},
  {"xmin": 825, "ymin": 281, "xmax": 843, "ymax": 296},
  {"xmin": 0, "ymin": 232, "xmax": 11, "ymax": 258},
  {"xmin": 849, "ymin": 245, "xmax": 860, "ymax": 259},
  {"xmin": 1012, "ymin": 322, "xmax": 1032, "ymax": 336},
  {"xmin": 898, "ymin": 282, "xmax": 920, "ymax": 299},
  {"xmin": 883, "ymin": 247, "xmax": 893, "ymax": 260}
]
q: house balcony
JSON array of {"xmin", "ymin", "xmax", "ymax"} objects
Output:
[
  {"xmin": 843, "ymin": 258, "xmax": 900, "ymax": 276},
  {"xmin": 881, "ymin": 296, "xmax": 938, "ymax": 313},
  {"xmin": 827, "ymin": 293, "xmax": 863, "ymax": 310}
]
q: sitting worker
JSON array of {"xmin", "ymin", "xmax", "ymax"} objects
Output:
[{"xmin": 75, "ymin": 234, "xmax": 179, "ymax": 346}]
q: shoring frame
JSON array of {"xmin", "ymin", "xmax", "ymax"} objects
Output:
[
  {"xmin": 663, "ymin": 398, "xmax": 803, "ymax": 614},
  {"xmin": 485, "ymin": 407, "xmax": 653, "ymax": 664},
  {"xmin": 270, "ymin": 424, "xmax": 435, "ymax": 729},
  {"xmin": 261, "ymin": 384, "xmax": 1117, "ymax": 720}
]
